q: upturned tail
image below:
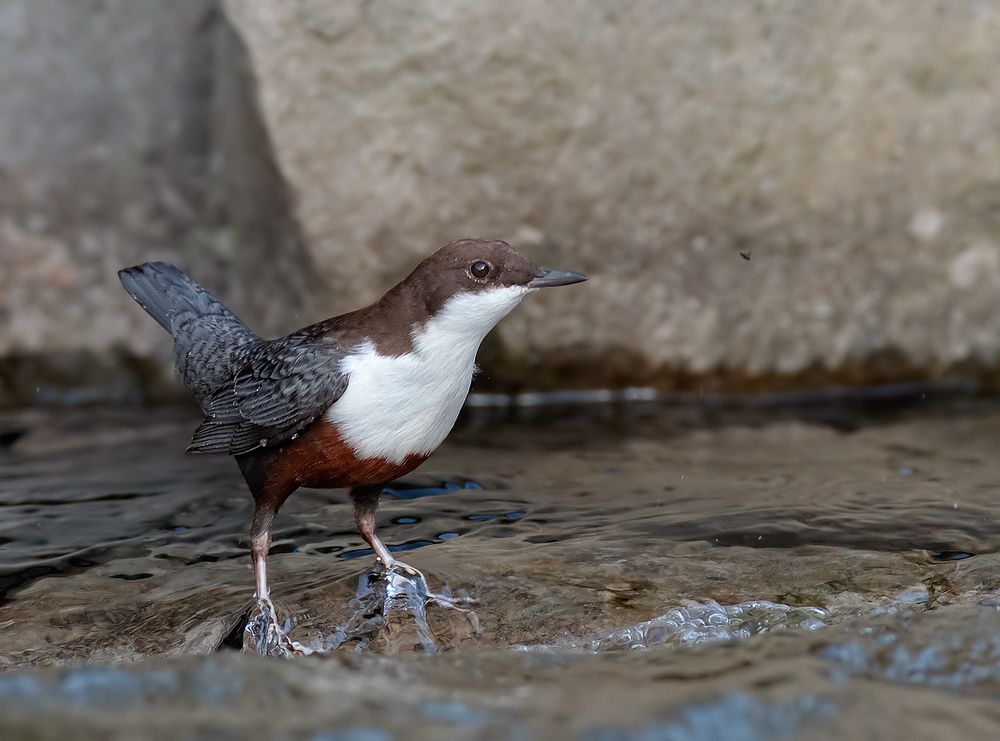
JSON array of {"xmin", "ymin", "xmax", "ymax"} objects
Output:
[{"xmin": 118, "ymin": 262, "xmax": 259, "ymax": 404}]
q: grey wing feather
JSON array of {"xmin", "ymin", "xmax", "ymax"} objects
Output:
[{"xmin": 188, "ymin": 335, "xmax": 350, "ymax": 456}]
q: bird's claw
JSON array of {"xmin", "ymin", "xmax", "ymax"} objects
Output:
[
  {"xmin": 245, "ymin": 595, "xmax": 313, "ymax": 657},
  {"xmin": 379, "ymin": 559, "xmax": 480, "ymax": 633},
  {"xmin": 433, "ymin": 595, "xmax": 481, "ymax": 634}
]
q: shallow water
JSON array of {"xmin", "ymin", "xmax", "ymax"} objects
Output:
[{"xmin": 3, "ymin": 397, "xmax": 1000, "ymax": 738}]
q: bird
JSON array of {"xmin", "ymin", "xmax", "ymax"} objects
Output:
[{"xmin": 119, "ymin": 238, "xmax": 586, "ymax": 651}]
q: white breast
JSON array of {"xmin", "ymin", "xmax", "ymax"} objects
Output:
[{"xmin": 325, "ymin": 286, "xmax": 529, "ymax": 463}]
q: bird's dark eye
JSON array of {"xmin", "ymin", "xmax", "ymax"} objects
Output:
[{"xmin": 470, "ymin": 260, "xmax": 491, "ymax": 279}]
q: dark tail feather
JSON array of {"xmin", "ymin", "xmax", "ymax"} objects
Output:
[
  {"xmin": 118, "ymin": 262, "xmax": 196, "ymax": 334},
  {"xmin": 118, "ymin": 262, "xmax": 259, "ymax": 404}
]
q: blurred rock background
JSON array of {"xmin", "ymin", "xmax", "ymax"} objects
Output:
[{"xmin": 2, "ymin": 0, "xmax": 1000, "ymax": 404}]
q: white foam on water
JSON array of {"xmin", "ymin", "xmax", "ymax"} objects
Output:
[{"xmin": 518, "ymin": 599, "xmax": 830, "ymax": 653}]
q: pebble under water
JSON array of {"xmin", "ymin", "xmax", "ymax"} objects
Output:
[{"xmin": 3, "ymin": 398, "xmax": 1000, "ymax": 738}]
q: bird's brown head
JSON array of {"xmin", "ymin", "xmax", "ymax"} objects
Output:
[{"xmin": 392, "ymin": 238, "xmax": 586, "ymax": 337}]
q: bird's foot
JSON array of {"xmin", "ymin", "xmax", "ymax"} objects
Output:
[
  {"xmin": 317, "ymin": 561, "xmax": 480, "ymax": 653},
  {"xmin": 380, "ymin": 559, "xmax": 481, "ymax": 634},
  {"xmin": 244, "ymin": 595, "xmax": 313, "ymax": 657}
]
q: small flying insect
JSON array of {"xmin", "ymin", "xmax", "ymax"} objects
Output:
[{"xmin": 739, "ymin": 250, "xmax": 751, "ymax": 261}]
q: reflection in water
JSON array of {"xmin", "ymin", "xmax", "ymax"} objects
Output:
[{"xmin": 383, "ymin": 480, "xmax": 484, "ymax": 500}]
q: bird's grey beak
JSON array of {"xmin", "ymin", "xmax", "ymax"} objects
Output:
[{"xmin": 527, "ymin": 268, "xmax": 588, "ymax": 288}]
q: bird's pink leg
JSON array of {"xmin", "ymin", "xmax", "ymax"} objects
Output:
[
  {"xmin": 245, "ymin": 507, "xmax": 312, "ymax": 656},
  {"xmin": 351, "ymin": 486, "xmax": 479, "ymax": 627}
]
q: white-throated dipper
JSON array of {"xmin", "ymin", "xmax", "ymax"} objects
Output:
[{"xmin": 119, "ymin": 239, "xmax": 586, "ymax": 651}]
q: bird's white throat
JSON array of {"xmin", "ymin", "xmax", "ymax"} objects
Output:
[{"xmin": 325, "ymin": 286, "xmax": 529, "ymax": 463}]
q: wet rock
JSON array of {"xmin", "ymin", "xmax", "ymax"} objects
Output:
[
  {"xmin": 2, "ymin": 403, "xmax": 1000, "ymax": 666},
  {"xmin": 4, "ymin": 406, "xmax": 1000, "ymax": 736},
  {"xmin": 6, "ymin": 606, "xmax": 1000, "ymax": 739}
]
